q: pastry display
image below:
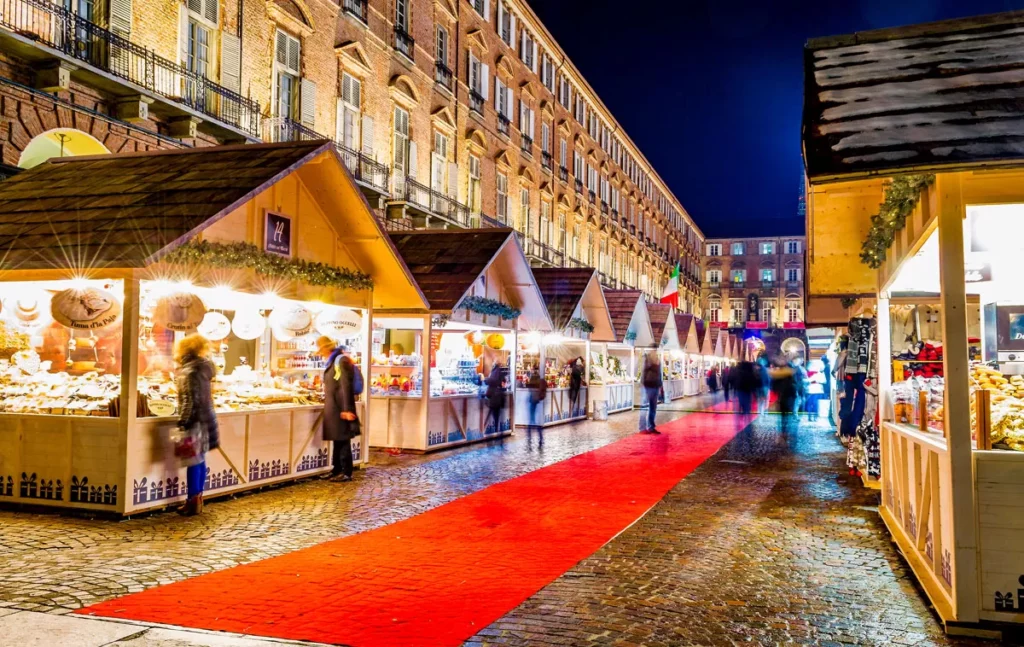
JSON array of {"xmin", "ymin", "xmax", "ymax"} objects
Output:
[
  {"xmin": 969, "ymin": 364, "xmax": 1024, "ymax": 451},
  {"xmin": 0, "ymin": 361, "xmax": 119, "ymax": 416}
]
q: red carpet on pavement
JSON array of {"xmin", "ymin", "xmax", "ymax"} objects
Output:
[{"xmin": 79, "ymin": 407, "xmax": 748, "ymax": 646}]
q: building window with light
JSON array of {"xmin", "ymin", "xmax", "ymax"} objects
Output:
[
  {"xmin": 731, "ymin": 242, "xmax": 744, "ymax": 256},
  {"xmin": 760, "ymin": 241, "xmax": 774, "ymax": 255},
  {"xmin": 786, "ymin": 299, "xmax": 802, "ymax": 322},
  {"xmin": 496, "ymin": 172, "xmax": 508, "ymax": 224},
  {"xmin": 707, "ymin": 243, "xmax": 720, "ymax": 256},
  {"xmin": 786, "ymin": 240, "xmax": 801, "ymax": 254},
  {"xmin": 761, "ymin": 268, "xmax": 774, "ymax": 284},
  {"xmin": 730, "ymin": 269, "xmax": 745, "ymax": 284},
  {"xmin": 761, "ymin": 301, "xmax": 775, "ymax": 325},
  {"xmin": 730, "ymin": 299, "xmax": 745, "ymax": 325},
  {"xmin": 708, "ymin": 298, "xmax": 721, "ymax": 322}
]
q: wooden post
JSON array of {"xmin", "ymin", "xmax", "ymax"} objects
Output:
[
  {"xmin": 935, "ymin": 173, "xmax": 979, "ymax": 623},
  {"xmin": 919, "ymin": 391, "xmax": 929, "ymax": 432},
  {"xmin": 360, "ymin": 299, "xmax": 373, "ymax": 464},
  {"xmin": 421, "ymin": 314, "xmax": 432, "ymax": 447},
  {"xmin": 975, "ymin": 389, "xmax": 991, "ymax": 451},
  {"xmin": 118, "ymin": 275, "xmax": 140, "ymax": 515}
]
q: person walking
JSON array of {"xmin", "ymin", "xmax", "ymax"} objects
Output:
[
  {"xmin": 770, "ymin": 358, "xmax": 799, "ymax": 435},
  {"xmin": 733, "ymin": 361, "xmax": 756, "ymax": 416},
  {"xmin": 525, "ymin": 366, "xmax": 547, "ymax": 445},
  {"xmin": 174, "ymin": 334, "xmax": 219, "ymax": 516},
  {"xmin": 568, "ymin": 357, "xmax": 584, "ymax": 417},
  {"xmin": 317, "ymin": 336, "xmax": 361, "ymax": 482},
  {"xmin": 706, "ymin": 368, "xmax": 718, "ymax": 394},
  {"xmin": 641, "ymin": 351, "xmax": 663, "ymax": 434},
  {"xmin": 722, "ymin": 365, "xmax": 731, "ymax": 403},
  {"xmin": 756, "ymin": 356, "xmax": 771, "ymax": 414},
  {"xmin": 485, "ymin": 360, "xmax": 507, "ymax": 435}
]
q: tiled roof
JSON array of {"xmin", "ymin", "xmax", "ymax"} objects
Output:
[
  {"xmin": 804, "ymin": 11, "xmax": 1024, "ymax": 181},
  {"xmin": 695, "ymin": 319, "xmax": 707, "ymax": 350},
  {"xmin": 603, "ymin": 289, "xmax": 643, "ymax": 343},
  {"xmin": 675, "ymin": 313, "xmax": 695, "ymax": 347},
  {"xmin": 0, "ymin": 141, "xmax": 329, "ymax": 270},
  {"xmin": 647, "ymin": 303, "xmax": 671, "ymax": 344},
  {"xmin": 387, "ymin": 229, "xmax": 514, "ymax": 312},
  {"xmin": 532, "ymin": 267, "xmax": 596, "ymax": 331}
]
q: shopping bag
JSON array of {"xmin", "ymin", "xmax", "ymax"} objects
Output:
[{"xmin": 172, "ymin": 425, "xmax": 199, "ymax": 460}]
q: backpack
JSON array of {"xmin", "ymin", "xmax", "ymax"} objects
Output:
[{"xmin": 333, "ymin": 355, "xmax": 364, "ymax": 396}]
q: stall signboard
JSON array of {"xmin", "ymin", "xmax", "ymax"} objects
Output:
[
  {"xmin": 783, "ymin": 321, "xmax": 805, "ymax": 329},
  {"xmin": 745, "ymin": 321, "xmax": 769, "ymax": 330},
  {"xmin": 264, "ymin": 211, "xmax": 292, "ymax": 257},
  {"xmin": 50, "ymin": 287, "xmax": 122, "ymax": 330},
  {"xmin": 153, "ymin": 292, "xmax": 206, "ymax": 332},
  {"xmin": 317, "ymin": 307, "xmax": 363, "ymax": 339}
]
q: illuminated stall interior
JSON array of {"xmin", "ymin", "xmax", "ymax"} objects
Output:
[
  {"xmin": 0, "ymin": 141, "xmax": 426, "ymax": 515},
  {"xmin": 515, "ymin": 267, "xmax": 615, "ymax": 426},
  {"xmin": 673, "ymin": 313, "xmax": 701, "ymax": 398},
  {"xmin": 597, "ymin": 289, "xmax": 656, "ymax": 414},
  {"xmin": 370, "ymin": 230, "xmax": 550, "ymax": 451}
]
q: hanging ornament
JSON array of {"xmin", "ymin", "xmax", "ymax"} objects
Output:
[
  {"xmin": 232, "ymin": 308, "xmax": 266, "ymax": 341},
  {"xmin": 197, "ymin": 311, "xmax": 231, "ymax": 340},
  {"xmin": 269, "ymin": 303, "xmax": 313, "ymax": 341},
  {"xmin": 51, "ymin": 286, "xmax": 121, "ymax": 331},
  {"xmin": 153, "ymin": 292, "xmax": 206, "ymax": 332},
  {"xmin": 315, "ymin": 307, "xmax": 362, "ymax": 339}
]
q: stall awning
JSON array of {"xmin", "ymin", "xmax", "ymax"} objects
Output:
[
  {"xmin": 384, "ymin": 229, "xmax": 551, "ymax": 330},
  {"xmin": 695, "ymin": 319, "xmax": 713, "ymax": 356},
  {"xmin": 674, "ymin": 313, "xmax": 701, "ymax": 354},
  {"xmin": 804, "ymin": 11, "xmax": 1024, "ymax": 183},
  {"xmin": 603, "ymin": 289, "xmax": 655, "ymax": 346},
  {"xmin": 532, "ymin": 267, "xmax": 615, "ymax": 342},
  {"xmin": 0, "ymin": 140, "xmax": 428, "ymax": 310},
  {"xmin": 711, "ymin": 326, "xmax": 727, "ymax": 358},
  {"xmin": 647, "ymin": 303, "xmax": 672, "ymax": 348}
]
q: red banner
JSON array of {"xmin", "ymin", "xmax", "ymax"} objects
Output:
[
  {"xmin": 783, "ymin": 322, "xmax": 805, "ymax": 329},
  {"xmin": 745, "ymin": 321, "xmax": 768, "ymax": 330},
  {"xmin": 710, "ymin": 322, "xmax": 728, "ymax": 328}
]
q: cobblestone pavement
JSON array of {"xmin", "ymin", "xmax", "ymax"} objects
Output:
[
  {"xmin": 468, "ymin": 413, "xmax": 997, "ymax": 647},
  {"xmin": 0, "ymin": 396, "xmax": 706, "ymax": 615}
]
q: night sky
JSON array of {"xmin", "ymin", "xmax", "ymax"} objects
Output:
[{"xmin": 528, "ymin": 0, "xmax": 1024, "ymax": 239}]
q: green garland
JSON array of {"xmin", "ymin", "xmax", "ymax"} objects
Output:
[
  {"xmin": 457, "ymin": 295, "xmax": 521, "ymax": 320},
  {"xmin": 624, "ymin": 331, "xmax": 637, "ymax": 342},
  {"xmin": 860, "ymin": 174, "xmax": 935, "ymax": 269},
  {"xmin": 840, "ymin": 297, "xmax": 858, "ymax": 309},
  {"xmin": 431, "ymin": 314, "xmax": 451, "ymax": 329},
  {"xmin": 162, "ymin": 240, "xmax": 373, "ymax": 291},
  {"xmin": 567, "ymin": 317, "xmax": 595, "ymax": 333}
]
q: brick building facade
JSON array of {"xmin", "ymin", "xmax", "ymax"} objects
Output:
[{"xmin": 0, "ymin": 0, "xmax": 702, "ymax": 308}]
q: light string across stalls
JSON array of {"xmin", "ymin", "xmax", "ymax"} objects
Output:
[{"xmin": 161, "ymin": 241, "xmax": 373, "ymax": 291}]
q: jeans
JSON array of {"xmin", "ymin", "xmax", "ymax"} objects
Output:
[
  {"xmin": 487, "ymin": 406, "xmax": 503, "ymax": 434},
  {"xmin": 332, "ymin": 439, "xmax": 353, "ymax": 477},
  {"xmin": 737, "ymin": 390, "xmax": 752, "ymax": 416},
  {"xmin": 529, "ymin": 398, "xmax": 544, "ymax": 429},
  {"xmin": 840, "ymin": 374, "xmax": 866, "ymax": 438},
  {"xmin": 644, "ymin": 387, "xmax": 660, "ymax": 429},
  {"xmin": 186, "ymin": 460, "xmax": 205, "ymax": 498}
]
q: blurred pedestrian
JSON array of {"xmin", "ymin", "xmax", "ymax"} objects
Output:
[
  {"xmin": 806, "ymin": 370, "xmax": 825, "ymax": 421},
  {"xmin": 770, "ymin": 357, "xmax": 799, "ymax": 434},
  {"xmin": 526, "ymin": 366, "xmax": 547, "ymax": 445},
  {"xmin": 641, "ymin": 351, "xmax": 663, "ymax": 434},
  {"xmin": 485, "ymin": 360, "xmax": 508, "ymax": 435},
  {"xmin": 733, "ymin": 361, "xmax": 757, "ymax": 415},
  {"xmin": 722, "ymin": 365, "xmax": 731, "ymax": 402},
  {"xmin": 174, "ymin": 334, "xmax": 219, "ymax": 516},
  {"xmin": 318, "ymin": 337, "xmax": 361, "ymax": 482},
  {"xmin": 706, "ymin": 368, "xmax": 718, "ymax": 393},
  {"xmin": 756, "ymin": 356, "xmax": 771, "ymax": 413},
  {"xmin": 568, "ymin": 357, "xmax": 584, "ymax": 417}
]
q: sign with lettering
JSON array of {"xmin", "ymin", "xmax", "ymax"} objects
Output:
[
  {"xmin": 783, "ymin": 321, "xmax": 805, "ymax": 329},
  {"xmin": 745, "ymin": 321, "xmax": 769, "ymax": 330},
  {"xmin": 265, "ymin": 211, "xmax": 292, "ymax": 257},
  {"xmin": 710, "ymin": 321, "xmax": 728, "ymax": 329}
]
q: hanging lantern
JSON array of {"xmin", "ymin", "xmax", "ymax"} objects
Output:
[
  {"xmin": 232, "ymin": 308, "xmax": 266, "ymax": 341},
  {"xmin": 485, "ymin": 333, "xmax": 505, "ymax": 350},
  {"xmin": 316, "ymin": 307, "xmax": 362, "ymax": 339},
  {"xmin": 196, "ymin": 312, "xmax": 231, "ymax": 340}
]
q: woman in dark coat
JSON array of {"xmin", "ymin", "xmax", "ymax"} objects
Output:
[
  {"xmin": 317, "ymin": 336, "xmax": 360, "ymax": 482},
  {"xmin": 174, "ymin": 334, "xmax": 219, "ymax": 516},
  {"xmin": 485, "ymin": 361, "xmax": 507, "ymax": 435},
  {"xmin": 568, "ymin": 357, "xmax": 584, "ymax": 416}
]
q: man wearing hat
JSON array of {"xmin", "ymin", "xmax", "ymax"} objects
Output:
[{"xmin": 317, "ymin": 336, "xmax": 360, "ymax": 482}]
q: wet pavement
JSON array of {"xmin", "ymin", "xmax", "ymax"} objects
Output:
[{"xmin": 0, "ymin": 397, "xmax": 1003, "ymax": 646}]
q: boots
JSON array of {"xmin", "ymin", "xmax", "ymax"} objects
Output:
[{"xmin": 177, "ymin": 494, "xmax": 203, "ymax": 516}]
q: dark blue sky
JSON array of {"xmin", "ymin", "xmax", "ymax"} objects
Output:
[{"xmin": 529, "ymin": 0, "xmax": 1024, "ymax": 238}]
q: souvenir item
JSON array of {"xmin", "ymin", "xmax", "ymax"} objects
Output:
[
  {"xmin": 197, "ymin": 312, "xmax": 231, "ymax": 340},
  {"xmin": 316, "ymin": 307, "xmax": 361, "ymax": 338},
  {"xmin": 232, "ymin": 308, "xmax": 266, "ymax": 340},
  {"xmin": 269, "ymin": 304, "xmax": 313, "ymax": 340},
  {"xmin": 153, "ymin": 292, "xmax": 205, "ymax": 332},
  {"xmin": 51, "ymin": 287, "xmax": 121, "ymax": 330}
]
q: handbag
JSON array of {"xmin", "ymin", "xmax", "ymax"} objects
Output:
[{"xmin": 172, "ymin": 425, "xmax": 199, "ymax": 460}]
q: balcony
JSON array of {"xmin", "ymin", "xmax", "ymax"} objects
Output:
[
  {"xmin": 435, "ymin": 61, "xmax": 453, "ymax": 91},
  {"xmin": 520, "ymin": 133, "xmax": 533, "ymax": 157},
  {"xmin": 523, "ymin": 239, "xmax": 564, "ymax": 268},
  {"xmin": 541, "ymin": 150, "xmax": 552, "ymax": 170},
  {"xmin": 497, "ymin": 114, "xmax": 510, "ymax": 136},
  {"xmin": 588, "ymin": 189, "xmax": 596, "ymax": 204},
  {"xmin": 394, "ymin": 26, "xmax": 414, "ymax": 61},
  {"xmin": 401, "ymin": 177, "xmax": 474, "ymax": 228},
  {"xmin": 334, "ymin": 143, "xmax": 390, "ymax": 195},
  {"xmin": 479, "ymin": 213, "xmax": 505, "ymax": 228},
  {"xmin": 612, "ymin": 208, "xmax": 619, "ymax": 220},
  {"xmin": 0, "ymin": 0, "xmax": 261, "ymax": 139},
  {"xmin": 600, "ymin": 200, "xmax": 609, "ymax": 215},
  {"xmin": 469, "ymin": 90, "xmax": 485, "ymax": 115},
  {"xmin": 574, "ymin": 178, "xmax": 584, "ymax": 195},
  {"xmin": 786, "ymin": 280, "xmax": 801, "ymax": 289},
  {"xmin": 342, "ymin": 0, "xmax": 368, "ymax": 23},
  {"xmin": 629, "ymin": 224, "xmax": 636, "ymax": 235},
  {"xmin": 263, "ymin": 117, "xmax": 322, "ymax": 143},
  {"xmin": 558, "ymin": 166, "xmax": 569, "ymax": 183},
  {"xmin": 729, "ymin": 281, "xmax": 746, "ymax": 289}
]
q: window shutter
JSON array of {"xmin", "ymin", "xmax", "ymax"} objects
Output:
[
  {"xmin": 275, "ymin": 31, "xmax": 288, "ymax": 66},
  {"xmin": 300, "ymin": 77, "xmax": 316, "ymax": 127},
  {"xmin": 532, "ymin": 42, "xmax": 538, "ymax": 74},
  {"xmin": 110, "ymin": 0, "xmax": 132, "ymax": 34},
  {"xmin": 408, "ymin": 140, "xmax": 417, "ymax": 178},
  {"xmin": 335, "ymin": 97, "xmax": 344, "ymax": 142},
  {"xmin": 361, "ymin": 115, "xmax": 374, "ymax": 155},
  {"xmin": 288, "ymin": 37, "xmax": 300, "ymax": 73},
  {"xmin": 484, "ymin": 0, "xmax": 490, "ymax": 17},
  {"xmin": 220, "ymin": 32, "xmax": 241, "ymax": 93},
  {"xmin": 481, "ymin": 63, "xmax": 489, "ymax": 99},
  {"xmin": 449, "ymin": 162, "xmax": 458, "ymax": 197},
  {"xmin": 495, "ymin": 78, "xmax": 502, "ymax": 110},
  {"xmin": 509, "ymin": 14, "xmax": 516, "ymax": 44}
]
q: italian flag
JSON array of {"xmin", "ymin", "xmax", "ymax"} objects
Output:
[{"xmin": 660, "ymin": 263, "xmax": 680, "ymax": 309}]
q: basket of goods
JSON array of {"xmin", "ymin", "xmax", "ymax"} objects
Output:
[{"xmin": 0, "ymin": 321, "xmax": 30, "ymax": 360}]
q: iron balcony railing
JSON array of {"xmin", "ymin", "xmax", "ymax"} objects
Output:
[
  {"xmin": 588, "ymin": 189, "xmax": 596, "ymax": 204},
  {"xmin": 334, "ymin": 143, "xmax": 390, "ymax": 194},
  {"xmin": 600, "ymin": 200, "xmax": 609, "ymax": 215},
  {"xmin": 403, "ymin": 177, "xmax": 472, "ymax": 227},
  {"xmin": 558, "ymin": 166, "xmax": 569, "ymax": 182},
  {"xmin": 520, "ymin": 133, "xmax": 533, "ymax": 156},
  {"xmin": 0, "ymin": 0, "xmax": 261, "ymax": 137},
  {"xmin": 629, "ymin": 224, "xmax": 636, "ymax": 235},
  {"xmin": 263, "ymin": 117, "xmax": 321, "ymax": 143},
  {"xmin": 394, "ymin": 26, "xmax": 414, "ymax": 60},
  {"xmin": 611, "ymin": 208, "xmax": 619, "ymax": 219},
  {"xmin": 761, "ymin": 280, "xmax": 776, "ymax": 289},
  {"xmin": 479, "ymin": 213, "xmax": 504, "ymax": 228},
  {"xmin": 524, "ymin": 239, "xmax": 564, "ymax": 267},
  {"xmin": 786, "ymin": 280, "xmax": 801, "ymax": 289},
  {"xmin": 574, "ymin": 178, "xmax": 583, "ymax": 195},
  {"xmin": 469, "ymin": 90, "xmax": 485, "ymax": 115},
  {"xmin": 376, "ymin": 215, "xmax": 414, "ymax": 231},
  {"xmin": 435, "ymin": 61, "xmax": 453, "ymax": 91},
  {"xmin": 342, "ymin": 0, "xmax": 368, "ymax": 23},
  {"xmin": 730, "ymin": 281, "xmax": 746, "ymax": 289},
  {"xmin": 497, "ymin": 114, "xmax": 510, "ymax": 136}
]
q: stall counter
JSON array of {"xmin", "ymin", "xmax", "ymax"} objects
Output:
[
  {"xmin": 515, "ymin": 386, "xmax": 588, "ymax": 427},
  {"xmin": 589, "ymin": 383, "xmax": 634, "ymax": 414},
  {"xmin": 369, "ymin": 393, "xmax": 512, "ymax": 451}
]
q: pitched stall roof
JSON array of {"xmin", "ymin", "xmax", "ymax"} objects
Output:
[
  {"xmin": 603, "ymin": 289, "xmax": 654, "ymax": 345},
  {"xmin": 803, "ymin": 11, "xmax": 1024, "ymax": 182},
  {"xmin": 674, "ymin": 313, "xmax": 700, "ymax": 354},
  {"xmin": 695, "ymin": 319, "xmax": 712, "ymax": 355},
  {"xmin": 532, "ymin": 267, "xmax": 615, "ymax": 342},
  {"xmin": 385, "ymin": 229, "xmax": 551, "ymax": 329},
  {"xmin": 647, "ymin": 303, "xmax": 672, "ymax": 347},
  {"xmin": 0, "ymin": 141, "xmax": 326, "ymax": 270}
]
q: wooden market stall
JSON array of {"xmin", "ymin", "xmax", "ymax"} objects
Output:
[
  {"xmin": 515, "ymin": 267, "xmax": 614, "ymax": 426},
  {"xmin": 597, "ymin": 289, "xmax": 656, "ymax": 414},
  {"xmin": 674, "ymin": 314, "xmax": 701, "ymax": 397},
  {"xmin": 644, "ymin": 303, "xmax": 676, "ymax": 402},
  {"xmin": 370, "ymin": 229, "xmax": 550, "ymax": 451},
  {"xmin": 803, "ymin": 13, "xmax": 1024, "ymax": 635},
  {"xmin": 694, "ymin": 319, "xmax": 715, "ymax": 393},
  {"xmin": 0, "ymin": 141, "xmax": 427, "ymax": 515}
]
